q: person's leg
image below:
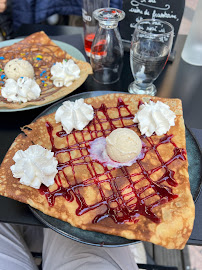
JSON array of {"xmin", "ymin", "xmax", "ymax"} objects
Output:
[
  {"xmin": 22, "ymin": 225, "xmax": 43, "ymax": 253},
  {"xmin": 0, "ymin": 222, "xmax": 38, "ymax": 270},
  {"xmin": 42, "ymin": 228, "xmax": 139, "ymax": 270}
]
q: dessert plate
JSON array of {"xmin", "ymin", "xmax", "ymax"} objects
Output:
[
  {"xmin": 0, "ymin": 39, "xmax": 86, "ymax": 112},
  {"xmin": 30, "ymin": 91, "xmax": 202, "ymax": 247}
]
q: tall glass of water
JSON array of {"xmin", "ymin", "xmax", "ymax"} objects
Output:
[{"xmin": 128, "ymin": 19, "xmax": 174, "ymax": 96}]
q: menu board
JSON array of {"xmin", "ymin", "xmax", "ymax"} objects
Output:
[{"xmin": 120, "ymin": 0, "xmax": 185, "ymax": 47}]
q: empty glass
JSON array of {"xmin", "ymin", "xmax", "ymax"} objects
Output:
[
  {"xmin": 128, "ymin": 19, "xmax": 174, "ymax": 96},
  {"xmin": 90, "ymin": 8, "xmax": 125, "ymax": 84}
]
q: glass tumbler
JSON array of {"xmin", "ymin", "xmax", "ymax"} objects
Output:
[
  {"xmin": 90, "ymin": 8, "xmax": 125, "ymax": 84},
  {"xmin": 128, "ymin": 19, "xmax": 174, "ymax": 96},
  {"xmin": 82, "ymin": 0, "xmax": 109, "ymax": 57}
]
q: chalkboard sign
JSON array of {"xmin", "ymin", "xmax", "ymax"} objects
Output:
[{"xmin": 120, "ymin": 0, "xmax": 185, "ymax": 48}]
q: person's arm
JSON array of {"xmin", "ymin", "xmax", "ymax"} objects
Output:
[{"xmin": 0, "ymin": 0, "xmax": 7, "ymax": 13}]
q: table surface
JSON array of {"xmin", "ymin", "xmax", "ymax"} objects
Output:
[{"xmin": 0, "ymin": 25, "xmax": 202, "ymax": 246}]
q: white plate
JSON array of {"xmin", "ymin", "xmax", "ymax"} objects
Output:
[{"xmin": 0, "ymin": 39, "xmax": 86, "ymax": 112}]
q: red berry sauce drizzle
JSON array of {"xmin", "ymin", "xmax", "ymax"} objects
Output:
[{"xmin": 40, "ymin": 98, "xmax": 186, "ymax": 224}]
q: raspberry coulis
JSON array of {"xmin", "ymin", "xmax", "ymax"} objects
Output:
[{"xmin": 39, "ymin": 98, "xmax": 186, "ymax": 224}]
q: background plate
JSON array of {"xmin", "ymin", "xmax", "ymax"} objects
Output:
[
  {"xmin": 30, "ymin": 91, "xmax": 202, "ymax": 247},
  {"xmin": 0, "ymin": 39, "xmax": 86, "ymax": 112}
]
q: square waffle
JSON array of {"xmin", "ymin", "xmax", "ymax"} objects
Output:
[
  {"xmin": 0, "ymin": 94, "xmax": 195, "ymax": 249},
  {"xmin": 0, "ymin": 31, "xmax": 92, "ymax": 109}
]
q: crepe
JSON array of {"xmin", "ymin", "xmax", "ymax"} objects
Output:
[
  {"xmin": 0, "ymin": 31, "xmax": 92, "ymax": 109},
  {"xmin": 0, "ymin": 94, "xmax": 195, "ymax": 249}
]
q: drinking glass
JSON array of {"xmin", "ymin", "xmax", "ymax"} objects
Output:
[
  {"xmin": 181, "ymin": 0, "xmax": 202, "ymax": 66},
  {"xmin": 82, "ymin": 0, "xmax": 110, "ymax": 57},
  {"xmin": 128, "ymin": 19, "xmax": 174, "ymax": 96},
  {"xmin": 90, "ymin": 8, "xmax": 125, "ymax": 84}
]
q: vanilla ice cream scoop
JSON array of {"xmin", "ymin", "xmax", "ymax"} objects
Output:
[
  {"xmin": 106, "ymin": 128, "xmax": 142, "ymax": 163},
  {"xmin": 4, "ymin": 59, "xmax": 34, "ymax": 81}
]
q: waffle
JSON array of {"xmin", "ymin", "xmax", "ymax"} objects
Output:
[
  {"xmin": 0, "ymin": 94, "xmax": 195, "ymax": 249},
  {"xmin": 0, "ymin": 31, "xmax": 92, "ymax": 109}
]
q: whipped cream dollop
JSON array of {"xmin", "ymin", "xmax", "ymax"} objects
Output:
[
  {"xmin": 133, "ymin": 100, "xmax": 176, "ymax": 137},
  {"xmin": 50, "ymin": 59, "xmax": 80, "ymax": 87},
  {"xmin": 1, "ymin": 77, "xmax": 41, "ymax": 103},
  {"xmin": 10, "ymin": 145, "xmax": 58, "ymax": 189},
  {"xmin": 55, "ymin": 98, "xmax": 94, "ymax": 134}
]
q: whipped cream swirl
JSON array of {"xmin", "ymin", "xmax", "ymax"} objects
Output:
[
  {"xmin": 55, "ymin": 98, "xmax": 94, "ymax": 134},
  {"xmin": 11, "ymin": 145, "xmax": 58, "ymax": 189},
  {"xmin": 51, "ymin": 59, "xmax": 80, "ymax": 87},
  {"xmin": 133, "ymin": 100, "xmax": 176, "ymax": 137},
  {"xmin": 1, "ymin": 77, "xmax": 41, "ymax": 103}
]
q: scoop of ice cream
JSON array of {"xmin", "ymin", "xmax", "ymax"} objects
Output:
[
  {"xmin": 4, "ymin": 59, "xmax": 34, "ymax": 81},
  {"xmin": 106, "ymin": 128, "xmax": 142, "ymax": 163},
  {"xmin": 89, "ymin": 137, "xmax": 145, "ymax": 168}
]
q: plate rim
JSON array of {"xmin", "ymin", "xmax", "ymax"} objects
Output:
[
  {"xmin": 30, "ymin": 206, "xmax": 137, "ymax": 248},
  {"xmin": 0, "ymin": 39, "xmax": 86, "ymax": 112},
  {"xmin": 185, "ymin": 125, "xmax": 202, "ymax": 203},
  {"xmin": 30, "ymin": 90, "xmax": 202, "ymax": 246}
]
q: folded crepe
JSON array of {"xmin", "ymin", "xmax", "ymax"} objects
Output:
[
  {"xmin": 0, "ymin": 94, "xmax": 195, "ymax": 249},
  {"xmin": 0, "ymin": 31, "xmax": 92, "ymax": 109}
]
